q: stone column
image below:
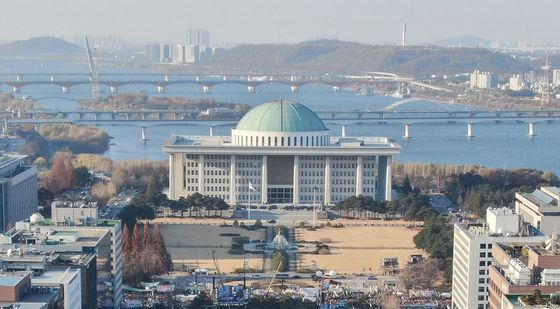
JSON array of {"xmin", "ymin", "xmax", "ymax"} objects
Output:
[
  {"xmin": 293, "ymin": 156, "xmax": 300, "ymax": 204},
  {"xmin": 230, "ymin": 155, "xmax": 237, "ymax": 205},
  {"xmin": 261, "ymin": 155, "xmax": 268, "ymax": 204},
  {"xmin": 356, "ymin": 156, "xmax": 363, "ymax": 196},
  {"xmin": 175, "ymin": 154, "xmax": 185, "ymax": 197},
  {"xmin": 324, "ymin": 156, "xmax": 332, "ymax": 205},
  {"xmin": 168, "ymin": 154, "xmax": 176, "ymax": 200},
  {"xmin": 385, "ymin": 156, "xmax": 393, "ymax": 201},
  {"xmin": 198, "ymin": 154, "xmax": 205, "ymax": 194}
]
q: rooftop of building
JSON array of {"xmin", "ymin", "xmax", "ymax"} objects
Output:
[
  {"xmin": 51, "ymin": 199, "xmax": 97, "ymax": 209},
  {"xmin": 31, "ymin": 268, "xmax": 79, "ymax": 285},
  {"xmin": 518, "ymin": 187, "xmax": 560, "ymax": 208},
  {"xmin": 235, "ymin": 100, "xmax": 327, "ymax": 133},
  {"xmin": 0, "ymin": 274, "xmax": 27, "ymax": 286},
  {"xmin": 165, "ymin": 135, "xmax": 399, "ymax": 149}
]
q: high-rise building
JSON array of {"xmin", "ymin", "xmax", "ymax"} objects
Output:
[
  {"xmin": 553, "ymin": 69, "xmax": 560, "ymax": 87},
  {"xmin": 146, "ymin": 43, "xmax": 161, "ymax": 63},
  {"xmin": 172, "ymin": 44, "xmax": 185, "ymax": 64},
  {"xmin": 0, "ymin": 154, "xmax": 38, "ymax": 232},
  {"xmin": 186, "ymin": 28, "xmax": 210, "ymax": 47},
  {"xmin": 515, "ymin": 187, "xmax": 560, "ymax": 236},
  {"xmin": 470, "ymin": 71, "xmax": 498, "ymax": 89},
  {"xmin": 185, "ymin": 44, "xmax": 200, "ymax": 63},
  {"xmin": 452, "ymin": 208, "xmax": 547, "ymax": 309},
  {"xmin": 508, "ymin": 75, "xmax": 526, "ymax": 91},
  {"xmin": 159, "ymin": 44, "xmax": 171, "ymax": 63},
  {"xmin": 32, "ymin": 268, "xmax": 82, "ymax": 309}
]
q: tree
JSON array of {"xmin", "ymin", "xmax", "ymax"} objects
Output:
[
  {"xmin": 402, "ymin": 176, "xmax": 413, "ymax": 194},
  {"xmin": 72, "ymin": 166, "xmax": 92, "ymax": 188},
  {"xmin": 122, "ymin": 224, "xmax": 133, "ymax": 256},
  {"xmin": 413, "ymin": 217, "xmax": 453, "ymax": 259},
  {"xmin": 45, "ymin": 153, "xmax": 74, "ymax": 192},
  {"xmin": 118, "ymin": 204, "xmax": 155, "ymax": 229}
]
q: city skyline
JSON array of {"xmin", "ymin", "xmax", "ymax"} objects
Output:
[{"xmin": 1, "ymin": 0, "xmax": 559, "ymax": 45}]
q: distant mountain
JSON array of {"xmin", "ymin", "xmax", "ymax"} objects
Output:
[
  {"xmin": 204, "ymin": 40, "xmax": 532, "ymax": 75},
  {"xmin": 432, "ymin": 35, "xmax": 493, "ymax": 48},
  {"xmin": 0, "ymin": 37, "xmax": 83, "ymax": 56}
]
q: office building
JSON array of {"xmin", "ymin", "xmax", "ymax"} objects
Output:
[
  {"xmin": 0, "ymin": 215, "xmax": 122, "ymax": 309},
  {"xmin": 145, "ymin": 43, "xmax": 160, "ymax": 63},
  {"xmin": 159, "ymin": 44, "xmax": 171, "ymax": 63},
  {"xmin": 508, "ymin": 75, "xmax": 526, "ymax": 91},
  {"xmin": 452, "ymin": 208, "xmax": 547, "ymax": 309},
  {"xmin": 32, "ymin": 268, "xmax": 81, "ymax": 309},
  {"xmin": 553, "ymin": 69, "xmax": 560, "ymax": 87},
  {"xmin": 488, "ymin": 242, "xmax": 560, "ymax": 308},
  {"xmin": 0, "ymin": 272, "xmax": 62, "ymax": 308},
  {"xmin": 515, "ymin": 186, "xmax": 560, "ymax": 236},
  {"xmin": 0, "ymin": 154, "xmax": 38, "ymax": 232},
  {"xmin": 163, "ymin": 100, "xmax": 400, "ymax": 205},
  {"xmin": 470, "ymin": 71, "xmax": 498, "ymax": 89},
  {"xmin": 51, "ymin": 199, "xmax": 98, "ymax": 226}
]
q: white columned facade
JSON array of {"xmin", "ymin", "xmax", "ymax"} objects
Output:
[
  {"xmin": 230, "ymin": 155, "xmax": 237, "ymax": 205},
  {"xmin": 385, "ymin": 156, "xmax": 392, "ymax": 201},
  {"xmin": 198, "ymin": 154, "xmax": 205, "ymax": 194},
  {"xmin": 175, "ymin": 154, "xmax": 184, "ymax": 197},
  {"xmin": 168, "ymin": 154, "xmax": 176, "ymax": 200},
  {"xmin": 293, "ymin": 155, "xmax": 300, "ymax": 204},
  {"xmin": 356, "ymin": 156, "xmax": 363, "ymax": 196},
  {"xmin": 261, "ymin": 155, "xmax": 268, "ymax": 204},
  {"xmin": 324, "ymin": 156, "xmax": 332, "ymax": 204}
]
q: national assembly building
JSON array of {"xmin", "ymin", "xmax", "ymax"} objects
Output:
[{"xmin": 162, "ymin": 100, "xmax": 400, "ymax": 206}]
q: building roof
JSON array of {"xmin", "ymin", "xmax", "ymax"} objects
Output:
[
  {"xmin": 0, "ymin": 274, "xmax": 27, "ymax": 286},
  {"xmin": 235, "ymin": 100, "xmax": 327, "ymax": 132}
]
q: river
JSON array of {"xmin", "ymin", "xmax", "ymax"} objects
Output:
[{"xmin": 1, "ymin": 59, "xmax": 559, "ymax": 175}]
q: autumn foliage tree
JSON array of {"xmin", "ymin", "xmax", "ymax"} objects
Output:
[
  {"xmin": 122, "ymin": 223, "xmax": 173, "ymax": 286},
  {"xmin": 45, "ymin": 153, "xmax": 74, "ymax": 193}
]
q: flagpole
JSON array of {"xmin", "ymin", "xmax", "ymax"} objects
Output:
[{"xmin": 248, "ymin": 186, "xmax": 251, "ymax": 220}]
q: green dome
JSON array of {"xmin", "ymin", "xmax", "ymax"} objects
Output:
[{"xmin": 236, "ymin": 100, "xmax": 327, "ymax": 132}]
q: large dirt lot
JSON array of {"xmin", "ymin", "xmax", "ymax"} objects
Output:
[
  {"xmin": 158, "ymin": 224, "xmax": 265, "ymax": 273},
  {"xmin": 296, "ymin": 224, "xmax": 424, "ymax": 275}
]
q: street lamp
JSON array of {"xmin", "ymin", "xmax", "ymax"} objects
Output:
[{"xmin": 312, "ymin": 185, "xmax": 318, "ymax": 228}]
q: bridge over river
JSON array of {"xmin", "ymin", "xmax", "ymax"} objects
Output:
[{"xmin": 3, "ymin": 108, "xmax": 558, "ymax": 140}]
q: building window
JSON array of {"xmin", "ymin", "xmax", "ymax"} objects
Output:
[
  {"xmin": 281, "ymin": 137, "xmax": 284, "ymax": 146},
  {"xmin": 480, "ymin": 252, "xmax": 486, "ymax": 258},
  {"xmin": 480, "ymin": 244, "xmax": 486, "ymax": 249},
  {"xmin": 274, "ymin": 137, "xmax": 278, "ymax": 146},
  {"xmin": 294, "ymin": 137, "xmax": 297, "ymax": 146}
]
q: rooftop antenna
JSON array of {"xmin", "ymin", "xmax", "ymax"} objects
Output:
[{"xmin": 84, "ymin": 36, "xmax": 100, "ymax": 100}]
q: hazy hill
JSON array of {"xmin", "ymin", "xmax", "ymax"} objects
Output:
[
  {"xmin": 205, "ymin": 40, "xmax": 531, "ymax": 75},
  {"xmin": 0, "ymin": 37, "xmax": 83, "ymax": 56}
]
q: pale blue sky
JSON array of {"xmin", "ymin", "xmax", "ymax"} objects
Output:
[{"xmin": 2, "ymin": 0, "xmax": 558, "ymax": 44}]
